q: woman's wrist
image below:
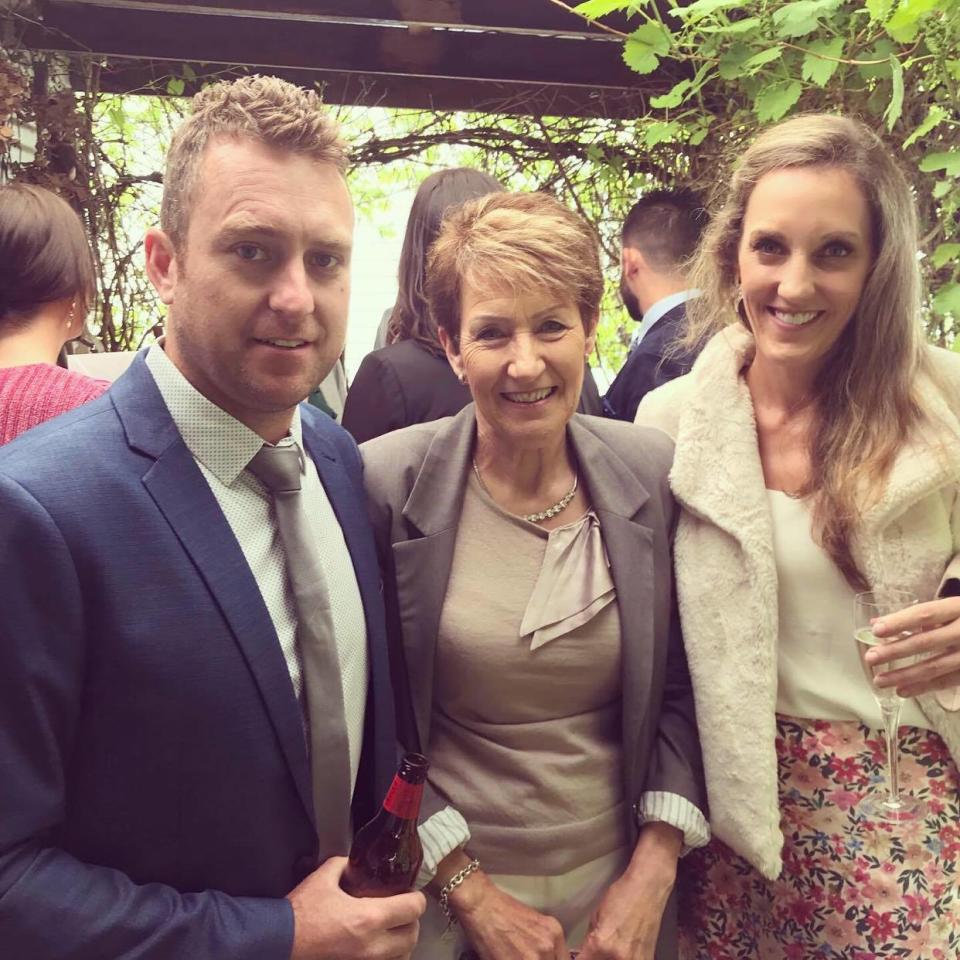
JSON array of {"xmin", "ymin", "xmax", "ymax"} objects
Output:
[{"xmin": 427, "ymin": 850, "xmax": 489, "ymax": 919}]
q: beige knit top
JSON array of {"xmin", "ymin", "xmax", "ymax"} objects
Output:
[{"xmin": 428, "ymin": 473, "xmax": 628, "ymax": 875}]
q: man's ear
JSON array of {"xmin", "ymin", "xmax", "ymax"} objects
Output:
[
  {"xmin": 438, "ymin": 326, "xmax": 465, "ymax": 384},
  {"xmin": 144, "ymin": 228, "xmax": 180, "ymax": 306},
  {"xmin": 622, "ymin": 244, "xmax": 645, "ymax": 282}
]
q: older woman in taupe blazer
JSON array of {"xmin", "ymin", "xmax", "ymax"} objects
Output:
[{"xmin": 360, "ymin": 192, "xmax": 706, "ymax": 960}]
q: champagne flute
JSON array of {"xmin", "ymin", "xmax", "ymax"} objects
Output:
[{"xmin": 853, "ymin": 589, "xmax": 927, "ymax": 822}]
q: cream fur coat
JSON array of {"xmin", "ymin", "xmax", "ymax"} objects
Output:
[{"xmin": 636, "ymin": 325, "xmax": 960, "ymax": 880}]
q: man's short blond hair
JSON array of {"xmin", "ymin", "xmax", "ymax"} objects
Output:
[
  {"xmin": 161, "ymin": 75, "xmax": 348, "ymax": 251},
  {"xmin": 425, "ymin": 192, "xmax": 603, "ymax": 349}
]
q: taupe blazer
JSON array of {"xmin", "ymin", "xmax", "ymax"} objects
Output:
[{"xmin": 361, "ymin": 405, "xmax": 706, "ymax": 825}]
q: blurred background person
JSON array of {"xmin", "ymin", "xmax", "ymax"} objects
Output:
[
  {"xmin": 0, "ymin": 183, "xmax": 108, "ymax": 444},
  {"xmin": 602, "ymin": 189, "xmax": 707, "ymax": 422},
  {"xmin": 342, "ymin": 169, "xmax": 601, "ymax": 444},
  {"xmin": 342, "ymin": 168, "xmax": 503, "ymax": 443},
  {"xmin": 637, "ymin": 114, "xmax": 960, "ymax": 958},
  {"xmin": 363, "ymin": 191, "xmax": 706, "ymax": 960}
]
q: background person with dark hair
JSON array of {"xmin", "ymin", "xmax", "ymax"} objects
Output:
[
  {"xmin": 0, "ymin": 183, "xmax": 108, "ymax": 444},
  {"xmin": 602, "ymin": 189, "xmax": 707, "ymax": 422},
  {"xmin": 341, "ymin": 168, "xmax": 504, "ymax": 443},
  {"xmin": 342, "ymin": 170, "xmax": 602, "ymax": 444}
]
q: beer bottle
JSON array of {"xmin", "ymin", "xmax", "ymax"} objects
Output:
[{"xmin": 341, "ymin": 752, "xmax": 428, "ymax": 897}]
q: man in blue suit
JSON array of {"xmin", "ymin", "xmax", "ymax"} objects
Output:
[
  {"xmin": 602, "ymin": 189, "xmax": 708, "ymax": 423},
  {"xmin": 0, "ymin": 77, "xmax": 424, "ymax": 959}
]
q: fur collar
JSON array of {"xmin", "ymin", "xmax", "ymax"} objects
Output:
[{"xmin": 666, "ymin": 326, "xmax": 960, "ymax": 878}]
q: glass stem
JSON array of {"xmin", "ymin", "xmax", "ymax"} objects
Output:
[{"xmin": 880, "ymin": 702, "xmax": 903, "ymax": 808}]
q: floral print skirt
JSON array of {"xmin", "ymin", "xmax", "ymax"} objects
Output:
[{"xmin": 678, "ymin": 716, "xmax": 960, "ymax": 959}]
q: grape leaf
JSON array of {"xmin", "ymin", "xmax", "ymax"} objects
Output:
[
  {"xmin": 754, "ymin": 80, "xmax": 803, "ymax": 122},
  {"xmin": 933, "ymin": 283, "xmax": 960, "ymax": 318},
  {"xmin": 904, "ymin": 105, "xmax": 948, "ymax": 149},
  {"xmin": 932, "ymin": 244, "xmax": 960, "ymax": 271},
  {"xmin": 920, "ymin": 152, "xmax": 960, "ymax": 176},
  {"xmin": 883, "ymin": 56, "xmax": 904, "ymax": 131},
  {"xmin": 801, "ymin": 37, "xmax": 844, "ymax": 86}
]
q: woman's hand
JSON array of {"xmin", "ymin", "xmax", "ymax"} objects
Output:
[
  {"xmin": 450, "ymin": 871, "xmax": 567, "ymax": 960},
  {"xmin": 578, "ymin": 823, "xmax": 680, "ymax": 960},
  {"xmin": 868, "ymin": 596, "xmax": 960, "ymax": 697}
]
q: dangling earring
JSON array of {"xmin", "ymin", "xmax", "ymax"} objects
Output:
[{"xmin": 457, "ymin": 372, "xmax": 467, "ymax": 386}]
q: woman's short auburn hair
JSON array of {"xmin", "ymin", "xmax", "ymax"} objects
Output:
[
  {"xmin": 0, "ymin": 183, "xmax": 96, "ymax": 331},
  {"xmin": 425, "ymin": 191, "xmax": 604, "ymax": 350}
]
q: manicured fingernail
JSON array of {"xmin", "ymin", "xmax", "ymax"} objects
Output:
[
  {"xmin": 865, "ymin": 650, "xmax": 878, "ymax": 663},
  {"xmin": 872, "ymin": 619, "xmax": 888, "ymax": 636}
]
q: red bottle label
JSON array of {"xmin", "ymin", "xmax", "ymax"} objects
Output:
[{"xmin": 382, "ymin": 776, "xmax": 423, "ymax": 819}]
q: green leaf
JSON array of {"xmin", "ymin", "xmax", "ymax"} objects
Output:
[
  {"xmin": 741, "ymin": 46, "xmax": 784, "ymax": 75},
  {"xmin": 920, "ymin": 152, "xmax": 960, "ymax": 176},
  {"xmin": 933, "ymin": 180, "xmax": 953, "ymax": 199},
  {"xmin": 883, "ymin": 56, "xmax": 904, "ymax": 131},
  {"xmin": 622, "ymin": 23, "xmax": 672, "ymax": 75},
  {"xmin": 953, "ymin": 336, "xmax": 960, "ymax": 354},
  {"xmin": 932, "ymin": 244, "xmax": 960, "ymax": 270},
  {"xmin": 718, "ymin": 42, "xmax": 752, "ymax": 80},
  {"xmin": 572, "ymin": 0, "xmax": 637, "ymax": 18},
  {"xmin": 586, "ymin": 144, "xmax": 604, "ymax": 163},
  {"xmin": 181, "ymin": 63, "xmax": 197, "ymax": 81},
  {"xmin": 858, "ymin": 39, "xmax": 897, "ymax": 80},
  {"xmin": 754, "ymin": 79, "xmax": 803, "ymax": 121},
  {"xmin": 865, "ymin": 0, "xmax": 895, "ymax": 22},
  {"xmin": 933, "ymin": 282, "xmax": 960, "ymax": 318},
  {"xmin": 773, "ymin": 0, "xmax": 842, "ymax": 39},
  {"xmin": 801, "ymin": 37, "xmax": 844, "ymax": 86},
  {"xmin": 166, "ymin": 76, "xmax": 185, "ymax": 96},
  {"xmin": 673, "ymin": 0, "xmax": 743, "ymax": 21},
  {"xmin": 885, "ymin": 0, "xmax": 940, "ymax": 43},
  {"xmin": 623, "ymin": 40, "xmax": 659, "ymax": 74},
  {"xmin": 721, "ymin": 16, "xmax": 762, "ymax": 33},
  {"xmin": 644, "ymin": 120, "xmax": 681, "ymax": 148},
  {"xmin": 631, "ymin": 22, "xmax": 672, "ymax": 55},
  {"xmin": 904, "ymin": 105, "xmax": 948, "ymax": 149},
  {"xmin": 650, "ymin": 78, "xmax": 693, "ymax": 109}
]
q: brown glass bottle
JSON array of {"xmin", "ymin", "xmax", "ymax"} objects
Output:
[{"xmin": 341, "ymin": 752, "xmax": 429, "ymax": 897}]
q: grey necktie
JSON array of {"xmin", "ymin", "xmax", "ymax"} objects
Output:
[{"xmin": 247, "ymin": 443, "xmax": 352, "ymax": 858}]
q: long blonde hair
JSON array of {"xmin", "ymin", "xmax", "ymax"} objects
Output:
[{"xmin": 686, "ymin": 114, "xmax": 930, "ymax": 589}]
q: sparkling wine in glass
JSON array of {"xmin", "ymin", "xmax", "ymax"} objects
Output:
[{"xmin": 853, "ymin": 589, "xmax": 927, "ymax": 822}]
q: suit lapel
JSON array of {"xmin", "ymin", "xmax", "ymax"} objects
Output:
[
  {"xmin": 568, "ymin": 419, "xmax": 654, "ymax": 785},
  {"xmin": 394, "ymin": 407, "xmax": 476, "ymax": 750},
  {"xmin": 113, "ymin": 356, "xmax": 314, "ymax": 826}
]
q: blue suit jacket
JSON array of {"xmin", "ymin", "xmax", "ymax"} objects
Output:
[
  {"xmin": 601, "ymin": 304, "xmax": 698, "ymax": 423},
  {"xmin": 0, "ymin": 354, "xmax": 396, "ymax": 959}
]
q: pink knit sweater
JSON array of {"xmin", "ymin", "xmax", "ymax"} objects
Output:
[{"xmin": 0, "ymin": 363, "xmax": 110, "ymax": 446}]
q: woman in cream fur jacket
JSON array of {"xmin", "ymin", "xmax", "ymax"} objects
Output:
[{"xmin": 637, "ymin": 114, "xmax": 960, "ymax": 959}]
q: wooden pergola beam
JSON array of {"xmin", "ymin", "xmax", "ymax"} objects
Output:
[{"xmin": 13, "ymin": 0, "xmax": 683, "ymax": 117}]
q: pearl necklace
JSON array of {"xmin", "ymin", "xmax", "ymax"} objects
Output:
[{"xmin": 472, "ymin": 460, "xmax": 579, "ymax": 524}]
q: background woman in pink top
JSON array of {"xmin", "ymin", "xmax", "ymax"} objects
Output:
[{"xmin": 0, "ymin": 183, "xmax": 108, "ymax": 445}]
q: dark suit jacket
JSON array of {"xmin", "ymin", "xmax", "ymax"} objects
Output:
[
  {"xmin": 342, "ymin": 339, "xmax": 602, "ymax": 445},
  {"xmin": 360, "ymin": 407, "xmax": 706, "ymax": 957},
  {"xmin": 0, "ymin": 354, "xmax": 396, "ymax": 959},
  {"xmin": 602, "ymin": 304, "xmax": 698, "ymax": 423}
]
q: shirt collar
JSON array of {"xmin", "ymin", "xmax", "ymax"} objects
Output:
[
  {"xmin": 145, "ymin": 343, "xmax": 303, "ymax": 486},
  {"xmin": 630, "ymin": 289, "xmax": 700, "ymax": 349}
]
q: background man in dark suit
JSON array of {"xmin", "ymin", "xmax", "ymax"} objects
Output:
[
  {"xmin": 602, "ymin": 189, "xmax": 708, "ymax": 422},
  {"xmin": 0, "ymin": 76, "xmax": 423, "ymax": 959}
]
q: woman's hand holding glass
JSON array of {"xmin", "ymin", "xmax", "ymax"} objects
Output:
[{"xmin": 866, "ymin": 595, "xmax": 960, "ymax": 698}]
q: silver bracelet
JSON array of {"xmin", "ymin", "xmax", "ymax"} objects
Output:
[{"xmin": 438, "ymin": 857, "xmax": 481, "ymax": 924}]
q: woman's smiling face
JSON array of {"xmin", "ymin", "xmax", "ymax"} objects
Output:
[
  {"xmin": 737, "ymin": 165, "xmax": 874, "ymax": 377},
  {"xmin": 445, "ymin": 275, "xmax": 594, "ymax": 451}
]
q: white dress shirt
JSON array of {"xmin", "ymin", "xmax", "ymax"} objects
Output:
[{"xmin": 145, "ymin": 345, "xmax": 369, "ymax": 789}]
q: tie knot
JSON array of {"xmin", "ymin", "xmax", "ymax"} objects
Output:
[{"xmin": 247, "ymin": 443, "xmax": 302, "ymax": 494}]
